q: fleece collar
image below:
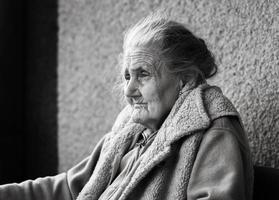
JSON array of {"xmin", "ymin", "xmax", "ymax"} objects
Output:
[
  {"xmin": 77, "ymin": 84, "xmax": 239, "ymax": 200},
  {"xmin": 106, "ymin": 84, "xmax": 239, "ymax": 199},
  {"xmin": 111, "ymin": 83, "xmax": 239, "ymax": 146}
]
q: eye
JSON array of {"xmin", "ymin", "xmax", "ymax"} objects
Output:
[{"xmin": 138, "ymin": 70, "xmax": 150, "ymax": 77}]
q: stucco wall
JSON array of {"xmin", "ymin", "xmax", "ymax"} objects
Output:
[{"xmin": 58, "ymin": 0, "xmax": 279, "ymax": 172}]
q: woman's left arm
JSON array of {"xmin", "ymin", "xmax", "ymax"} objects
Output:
[{"xmin": 187, "ymin": 118, "xmax": 253, "ymax": 200}]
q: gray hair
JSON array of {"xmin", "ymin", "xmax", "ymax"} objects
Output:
[{"xmin": 122, "ymin": 12, "xmax": 217, "ymax": 84}]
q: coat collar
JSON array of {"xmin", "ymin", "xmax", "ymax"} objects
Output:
[
  {"xmin": 77, "ymin": 84, "xmax": 240, "ymax": 200},
  {"xmin": 111, "ymin": 83, "xmax": 239, "ymax": 147},
  {"xmin": 108, "ymin": 84, "xmax": 239, "ymax": 199}
]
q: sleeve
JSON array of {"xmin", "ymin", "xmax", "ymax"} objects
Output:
[
  {"xmin": 187, "ymin": 126, "xmax": 252, "ymax": 200},
  {"xmin": 0, "ymin": 135, "xmax": 106, "ymax": 200}
]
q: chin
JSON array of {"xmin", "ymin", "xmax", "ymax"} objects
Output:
[
  {"xmin": 131, "ymin": 115, "xmax": 146, "ymax": 125},
  {"xmin": 131, "ymin": 110, "xmax": 148, "ymax": 125}
]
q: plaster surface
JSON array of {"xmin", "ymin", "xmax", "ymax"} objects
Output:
[{"xmin": 58, "ymin": 0, "xmax": 279, "ymax": 171}]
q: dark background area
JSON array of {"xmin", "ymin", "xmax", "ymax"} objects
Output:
[{"xmin": 0, "ymin": 0, "xmax": 58, "ymax": 184}]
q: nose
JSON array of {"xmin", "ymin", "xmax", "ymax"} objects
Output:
[{"xmin": 124, "ymin": 78, "xmax": 139, "ymax": 98}]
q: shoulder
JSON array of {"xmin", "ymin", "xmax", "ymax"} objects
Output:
[
  {"xmin": 187, "ymin": 118, "xmax": 254, "ymax": 200},
  {"xmin": 208, "ymin": 116, "xmax": 242, "ymax": 132},
  {"xmin": 203, "ymin": 116, "xmax": 251, "ymax": 153}
]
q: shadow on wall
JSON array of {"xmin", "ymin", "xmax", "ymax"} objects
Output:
[
  {"xmin": 23, "ymin": 0, "xmax": 58, "ymax": 181},
  {"xmin": 0, "ymin": 0, "xmax": 24, "ymax": 184},
  {"xmin": 0, "ymin": 0, "xmax": 58, "ymax": 183}
]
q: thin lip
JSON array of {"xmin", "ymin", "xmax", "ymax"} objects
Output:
[{"xmin": 133, "ymin": 103, "xmax": 147, "ymax": 107}]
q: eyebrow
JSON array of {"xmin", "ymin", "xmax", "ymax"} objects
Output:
[
  {"xmin": 130, "ymin": 65, "xmax": 148, "ymax": 71},
  {"xmin": 124, "ymin": 66, "xmax": 148, "ymax": 75}
]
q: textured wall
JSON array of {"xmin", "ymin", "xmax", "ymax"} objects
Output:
[{"xmin": 58, "ymin": 0, "xmax": 279, "ymax": 172}]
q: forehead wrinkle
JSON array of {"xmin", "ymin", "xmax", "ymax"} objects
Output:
[{"xmin": 124, "ymin": 48, "xmax": 160, "ymax": 72}]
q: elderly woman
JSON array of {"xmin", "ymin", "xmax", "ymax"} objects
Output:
[{"xmin": 0, "ymin": 14, "xmax": 253, "ymax": 200}]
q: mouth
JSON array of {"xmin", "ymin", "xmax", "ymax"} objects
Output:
[{"xmin": 133, "ymin": 103, "xmax": 147, "ymax": 108}]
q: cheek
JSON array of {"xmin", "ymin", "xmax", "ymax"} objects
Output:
[
  {"xmin": 140, "ymin": 80, "xmax": 160, "ymax": 103},
  {"xmin": 149, "ymin": 78, "xmax": 179, "ymax": 115},
  {"xmin": 160, "ymin": 86, "xmax": 179, "ymax": 108},
  {"xmin": 141, "ymin": 89, "xmax": 165, "ymax": 118},
  {"xmin": 140, "ymin": 87, "xmax": 161, "ymax": 114}
]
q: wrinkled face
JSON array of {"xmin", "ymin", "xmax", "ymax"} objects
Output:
[{"xmin": 123, "ymin": 47, "xmax": 180, "ymax": 131}]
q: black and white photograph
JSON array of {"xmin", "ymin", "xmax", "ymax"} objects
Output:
[{"xmin": 0, "ymin": 0, "xmax": 278, "ymax": 199}]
